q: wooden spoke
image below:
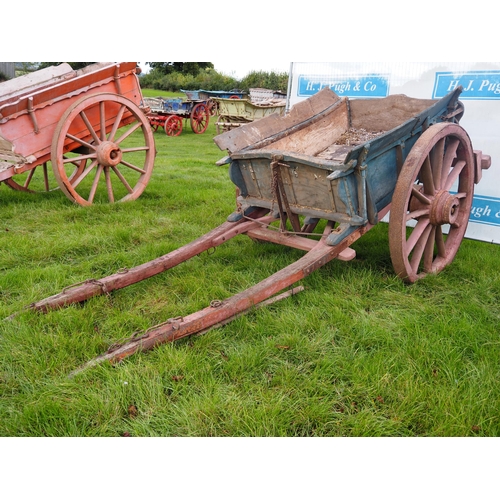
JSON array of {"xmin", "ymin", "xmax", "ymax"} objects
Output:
[
  {"xmin": 108, "ymin": 104, "xmax": 126, "ymax": 142},
  {"xmin": 430, "ymin": 137, "xmax": 445, "ymax": 189},
  {"xmin": 4, "ymin": 162, "xmax": 56, "ymax": 193}
]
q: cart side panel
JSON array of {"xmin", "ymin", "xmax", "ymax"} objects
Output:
[
  {"xmin": 214, "ymin": 88, "xmax": 343, "ymax": 153},
  {"xmin": 0, "ymin": 63, "xmax": 75, "ymax": 105},
  {"xmin": 0, "ymin": 63, "xmax": 140, "ymax": 123},
  {"xmin": 0, "ymin": 94, "xmax": 136, "ymax": 165},
  {"xmin": 216, "ymin": 99, "xmax": 246, "ymax": 118},
  {"xmin": 346, "ymin": 87, "xmax": 464, "ymax": 213},
  {"xmin": 229, "ymin": 152, "xmax": 360, "ymax": 223},
  {"xmin": 257, "ymin": 99, "xmax": 349, "ymax": 157},
  {"xmin": 0, "ymin": 63, "xmax": 141, "ymax": 165},
  {"xmin": 349, "ymin": 94, "xmax": 436, "ymax": 132},
  {"xmin": 242, "ymin": 101, "xmax": 286, "ymax": 121}
]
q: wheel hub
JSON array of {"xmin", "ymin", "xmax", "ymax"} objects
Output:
[
  {"xmin": 429, "ymin": 190, "xmax": 460, "ymax": 226},
  {"xmin": 96, "ymin": 141, "xmax": 122, "ymax": 167}
]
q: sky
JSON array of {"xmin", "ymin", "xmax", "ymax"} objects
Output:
[{"xmin": 5, "ymin": 2, "xmax": 499, "ymax": 71}]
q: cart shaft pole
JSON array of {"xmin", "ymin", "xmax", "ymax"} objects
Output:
[{"xmin": 29, "ymin": 209, "xmax": 271, "ymax": 313}]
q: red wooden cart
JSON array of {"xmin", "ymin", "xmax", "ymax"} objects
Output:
[
  {"xmin": 0, "ymin": 62, "xmax": 155, "ymax": 205},
  {"xmin": 144, "ymin": 96, "xmax": 210, "ymax": 136}
]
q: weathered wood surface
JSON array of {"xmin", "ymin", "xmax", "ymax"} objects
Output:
[
  {"xmin": 261, "ymin": 98, "xmax": 349, "ymax": 157},
  {"xmin": 349, "ymin": 94, "xmax": 436, "ymax": 132},
  {"xmin": 0, "ymin": 62, "xmax": 141, "ymax": 172},
  {"xmin": 213, "ymin": 88, "xmax": 343, "ymax": 154},
  {"xmin": 27, "ymin": 210, "xmax": 272, "ymax": 314},
  {"xmin": 0, "ymin": 63, "xmax": 74, "ymax": 105},
  {"xmin": 213, "ymin": 87, "xmax": 440, "ymax": 158}
]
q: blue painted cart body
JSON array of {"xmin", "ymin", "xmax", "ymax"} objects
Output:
[
  {"xmin": 215, "ymin": 87, "xmax": 468, "ymax": 244},
  {"xmin": 144, "ymin": 95, "xmax": 210, "ymax": 135},
  {"xmin": 150, "ymin": 97, "xmax": 197, "ymax": 116},
  {"xmin": 181, "ymin": 89, "xmax": 246, "ymax": 100},
  {"xmin": 214, "ymin": 85, "xmax": 491, "ymax": 284}
]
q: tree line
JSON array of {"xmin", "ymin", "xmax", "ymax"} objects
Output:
[
  {"xmin": 5, "ymin": 62, "xmax": 289, "ymax": 93},
  {"xmin": 141, "ymin": 62, "xmax": 288, "ymax": 93}
]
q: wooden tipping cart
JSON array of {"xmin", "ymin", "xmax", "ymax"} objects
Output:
[
  {"xmin": 0, "ymin": 62, "xmax": 155, "ymax": 205},
  {"xmin": 22, "ymin": 86, "xmax": 491, "ymax": 373}
]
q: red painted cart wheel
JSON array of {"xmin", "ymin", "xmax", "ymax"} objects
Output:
[
  {"xmin": 147, "ymin": 113, "xmax": 164, "ymax": 133},
  {"xmin": 51, "ymin": 92, "xmax": 156, "ymax": 206},
  {"xmin": 5, "ymin": 156, "xmax": 89, "ymax": 194},
  {"xmin": 190, "ymin": 103, "xmax": 210, "ymax": 134},
  {"xmin": 164, "ymin": 115, "xmax": 183, "ymax": 136},
  {"xmin": 207, "ymin": 99, "xmax": 218, "ymax": 116},
  {"xmin": 4, "ymin": 162, "xmax": 54, "ymax": 193},
  {"xmin": 388, "ymin": 122, "xmax": 475, "ymax": 283}
]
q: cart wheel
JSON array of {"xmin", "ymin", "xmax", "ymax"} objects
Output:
[
  {"xmin": 4, "ymin": 163, "xmax": 53, "ymax": 193},
  {"xmin": 148, "ymin": 114, "xmax": 163, "ymax": 133},
  {"xmin": 190, "ymin": 103, "xmax": 210, "ymax": 134},
  {"xmin": 207, "ymin": 99, "xmax": 218, "ymax": 116},
  {"xmin": 51, "ymin": 92, "xmax": 155, "ymax": 206},
  {"xmin": 4, "ymin": 157, "xmax": 87, "ymax": 194},
  {"xmin": 216, "ymin": 115, "xmax": 232, "ymax": 135},
  {"xmin": 164, "ymin": 115, "xmax": 183, "ymax": 136},
  {"xmin": 388, "ymin": 122, "xmax": 475, "ymax": 283}
]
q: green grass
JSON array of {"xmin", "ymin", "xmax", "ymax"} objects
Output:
[{"xmin": 1, "ymin": 114, "xmax": 500, "ymax": 437}]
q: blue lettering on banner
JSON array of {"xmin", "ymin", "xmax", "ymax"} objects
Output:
[
  {"xmin": 433, "ymin": 71, "xmax": 500, "ymax": 99},
  {"xmin": 298, "ymin": 74, "xmax": 390, "ymax": 98},
  {"xmin": 469, "ymin": 194, "xmax": 500, "ymax": 226}
]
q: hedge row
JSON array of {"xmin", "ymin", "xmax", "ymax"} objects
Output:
[{"xmin": 139, "ymin": 68, "xmax": 289, "ymax": 93}]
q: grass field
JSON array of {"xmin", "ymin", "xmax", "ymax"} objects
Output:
[{"xmin": 1, "ymin": 92, "xmax": 499, "ymax": 438}]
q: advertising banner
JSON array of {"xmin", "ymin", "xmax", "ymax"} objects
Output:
[{"xmin": 287, "ymin": 62, "xmax": 500, "ymax": 243}]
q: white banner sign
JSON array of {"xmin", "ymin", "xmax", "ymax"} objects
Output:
[{"xmin": 287, "ymin": 62, "xmax": 500, "ymax": 244}]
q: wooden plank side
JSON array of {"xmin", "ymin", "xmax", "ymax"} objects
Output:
[
  {"xmin": 213, "ymin": 87, "xmax": 342, "ymax": 153},
  {"xmin": 349, "ymin": 94, "xmax": 436, "ymax": 132},
  {"xmin": 0, "ymin": 63, "xmax": 139, "ymax": 122},
  {"xmin": 259, "ymin": 99, "xmax": 349, "ymax": 156},
  {"xmin": 0, "ymin": 63, "xmax": 75, "ymax": 105}
]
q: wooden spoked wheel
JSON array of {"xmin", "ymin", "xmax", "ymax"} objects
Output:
[
  {"xmin": 164, "ymin": 115, "xmax": 183, "ymax": 136},
  {"xmin": 190, "ymin": 103, "xmax": 209, "ymax": 134},
  {"xmin": 388, "ymin": 122, "xmax": 475, "ymax": 283},
  {"xmin": 207, "ymin": 99, "xmax": 218, "ymax": 116},
  {"xmin": 216, "ymin": 115, "xmax": 232, "ymax": 135},
  {"xmin": 4, "ymin": 163, "xmax": 54, "ymax": 193},
  {"xmin": 51, "ymin": 93, "xmax": 155, "ymax": 206},
  {"xmin": 5, "ymin": 157, "xmax": 89, "ymax": 194},
  {"xmin": 147, "ymin": 113, "xmax": 163, "ymax": 133}
]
